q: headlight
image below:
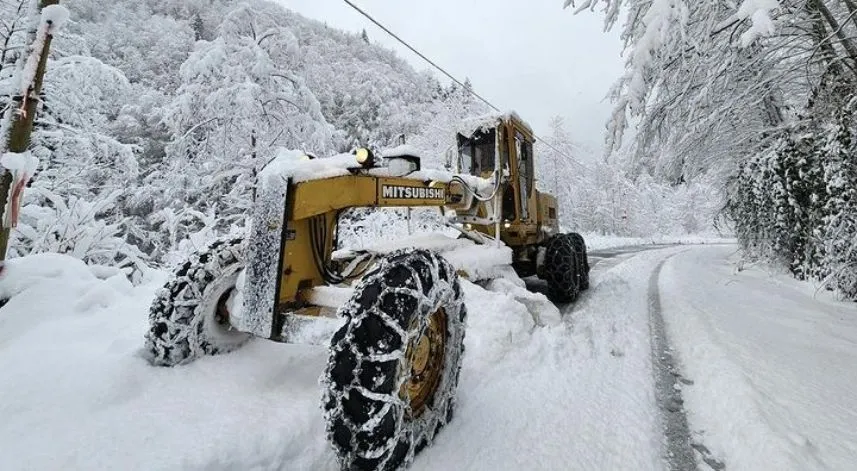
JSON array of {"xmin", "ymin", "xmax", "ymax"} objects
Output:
[{"xmin": 355, "ymin": 147, "xmax": 374, "ymax": 167}]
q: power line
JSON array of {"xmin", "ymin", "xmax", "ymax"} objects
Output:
[
  {"xmin": 342, "ymin": 0, "xmax": 499, "ymax": 113},
  {"xmin": 341, "ymin": 0, "xmax": 586, "ymax": 170}
]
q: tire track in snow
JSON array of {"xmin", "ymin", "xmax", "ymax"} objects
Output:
[
  {"xmin": 648, "ymin": 254, "xmax": 699, "ymax": 471},
  {"xmin": 649, "ymin": 254, "xmax": 727, "ymax": 471}
]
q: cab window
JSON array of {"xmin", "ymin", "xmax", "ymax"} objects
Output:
[{"xmin": 457, "ymin": 129, "xmax": 496, "ymax": 176}]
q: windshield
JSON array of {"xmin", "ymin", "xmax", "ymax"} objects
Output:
[{"xmin": 457, "ymin": 128, "xmax": 496, "ymax": 176}]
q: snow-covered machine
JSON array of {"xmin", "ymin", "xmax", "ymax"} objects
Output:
[{"xmin": 144, "ymin": 112, "xmax": 589, "ymax": 470}]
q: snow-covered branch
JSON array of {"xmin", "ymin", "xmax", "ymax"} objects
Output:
[{"xmin": 16, "ymin": 4, "xmax": 68, "ymax": 100}]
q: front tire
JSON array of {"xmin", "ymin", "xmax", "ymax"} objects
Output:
[
  {"xmin": 322, "ymin": 249, "xmax": 467, "ymax": 470},
  {"xmin": 145, "ymin": 238, "xmax": 251, "ymax": 366}
]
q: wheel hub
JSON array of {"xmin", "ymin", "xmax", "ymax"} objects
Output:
[{"xmin": 400, "ymin": 308, "xmax": 447, "ymax": 418}]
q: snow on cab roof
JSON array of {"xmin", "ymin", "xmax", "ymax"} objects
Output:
[{"xmin": 457, "ymin": 110, "xmax": 533, "ymax": 138}]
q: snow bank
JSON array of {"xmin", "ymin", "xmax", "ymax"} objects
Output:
[
  {"xmin": 0, "ymin": 254, "xmax": 336, "ymax": 470},
  {"xmin": 0, "ymin": 252, "xmax": 110, "ymax": 299},
  {"xmin": 485, "ymin": 277, "xmax": 561, "ymax": 327},
  {"xmin": 0, "ymin": 253, "xmax": 134, "ymax": 354},
  {"xmin": 0, "ymin": 248, "xmax": 549, "ymax": 470}
]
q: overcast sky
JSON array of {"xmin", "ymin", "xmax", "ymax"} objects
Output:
[{"xmin": 279, "ymin": 0, "xmax": 625, "ymax": 155}]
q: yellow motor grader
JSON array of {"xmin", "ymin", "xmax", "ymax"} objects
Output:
[{"xmin": 145, "ymin": 112, "xmax": 589, "ymax": 470}]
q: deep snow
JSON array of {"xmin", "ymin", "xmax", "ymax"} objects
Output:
[
  {"xmin": 1, "ymin": 244, "xmax": 854, "ymax": 470},
  {"xmin": 0, "ymin": 246, "xmax": 672, "ymax": 470}
]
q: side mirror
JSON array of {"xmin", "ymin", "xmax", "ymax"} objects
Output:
[{"xmin": 445, "ymin": 148, "xmax": 456, "ymax": 171}]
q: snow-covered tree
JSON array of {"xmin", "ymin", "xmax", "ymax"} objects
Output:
[
  {"xmin": 529, "ymin": 117, "xmax": 721, "ymax": 235},
  {"xmin": 4, "ymin": 0, "xmax": 458, "ymax": 265},
  {"xmin": 572, "ymin": 0, "xmax": 857, "ymax": 297},
  {"xmin": 0, "ymin": 1, "xmax": 30, "ymax": 80},
  {"xmin": 1, "ymin": 0, "xmax": 70, "ymax": 258},
  {"xmin": 819, "ymin": 109, "xmax": 857, "ymax": 297},
  {"xmin": 150, "ymin": 4, "xmax": 334, "ymax": 240}
]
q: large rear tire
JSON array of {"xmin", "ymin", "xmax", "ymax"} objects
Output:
[
  {"xmin": 543, "ymin": 233, "xmax": 581, "ymax": 302},
  {"xmin": 145, "ymin": 238, "xmax": 251, "ymax": 366},
  {"xmin": 322, "ymin": 249, "xmax": 466, "ymax": 471}
]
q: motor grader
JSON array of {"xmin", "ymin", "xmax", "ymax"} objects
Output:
[{"xmin": 145, "ymin": 112, "xmax": 589, "ymax": 470}]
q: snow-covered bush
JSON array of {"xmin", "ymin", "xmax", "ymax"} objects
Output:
[
  {"xmin": 10, "ymin": 187, "xmax": 149, "ymax": 280},
  {"xmin": 818, "ymin": 110, "xmax": 857, "ymax": 298},
  {"xmin": 728, "ymin": 101, "xmax": 857, "ymax": 300}
]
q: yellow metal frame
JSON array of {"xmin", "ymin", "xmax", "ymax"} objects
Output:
[{"xmin": 277, "ymin": 175, "xmax": 450, "ymax": 310}]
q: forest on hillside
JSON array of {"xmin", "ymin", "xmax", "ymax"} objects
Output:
[{"xmin": 0, "ymin": 0, "xmax": 725, "ymax": 280}]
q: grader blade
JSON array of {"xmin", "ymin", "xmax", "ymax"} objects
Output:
[{"xmin": 239, "ymin": 176, "xmax": 290, "ymax": 338}]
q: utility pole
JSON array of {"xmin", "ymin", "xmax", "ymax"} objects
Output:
[{"xmin": 0, "ymin": 0, "xmax": 62, "ymax": 260}]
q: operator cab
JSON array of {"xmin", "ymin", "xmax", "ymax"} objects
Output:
[{"xmin": 456, "ymin": 114, "xmax": 535, "ymax": 223}]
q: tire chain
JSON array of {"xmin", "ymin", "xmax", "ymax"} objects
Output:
[
  {"xmin": 145, "ymin": 237, "xmax": 248, "ymax": 366},
  {"xmin": 322, "ymin": 249, "xmax": 467, "ymax": 470},
  {"xmin": 568, "ymin": 232, "xmax": 590, "ymax": 291},
  {"xmin": 544, "ymin": 233, "xmax": 580, "ymax": 302}
]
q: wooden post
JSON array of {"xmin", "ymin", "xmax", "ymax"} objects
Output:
[{"xmin": 0, "ymin": 0, "xmax": 60, "ymax": 260}]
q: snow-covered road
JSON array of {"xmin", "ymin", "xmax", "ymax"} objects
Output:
[
  {"xmin": 660, "ymin": 247, "xmax": 857, "ymax": 470},
  {"xmin": 1, "ymin": 245, "xmax": 855, "ymax": 470}
]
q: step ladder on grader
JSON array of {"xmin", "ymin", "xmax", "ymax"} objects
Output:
[{"xmin": 144, "ymin": 111, "xmax": 589, "ymax": 470}]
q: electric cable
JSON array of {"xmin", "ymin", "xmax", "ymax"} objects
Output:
[{"xmin": 342, "ymin": 0, "xmax": 587, "ymax": 171}]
